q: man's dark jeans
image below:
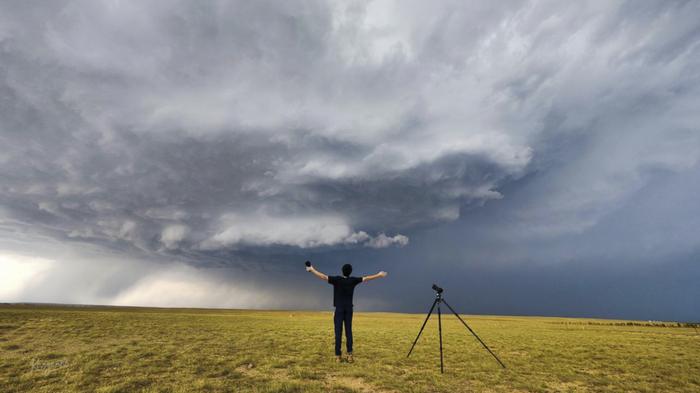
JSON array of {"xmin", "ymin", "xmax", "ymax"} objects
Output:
[{"xmin": 333, "ymin": 306, "xmax": 353, "ymax": 356}]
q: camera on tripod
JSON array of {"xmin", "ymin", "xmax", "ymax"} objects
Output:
[{"xmin": 407, "ymin": 283, "xmax": 506, "ymax": 372}]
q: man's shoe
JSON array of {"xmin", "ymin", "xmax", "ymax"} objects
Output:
[
  {"xmin": 335, "ymin": 355, "xmax": 342, "ymax": 363},
  {"xmin": 346, "ymin": 353, "xmax": 354, "ymax": 363}
]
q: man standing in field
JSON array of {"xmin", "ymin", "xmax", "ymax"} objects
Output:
[{"xmin": 305, "ymin": 261, "xmax": 388, "ymax": 363}]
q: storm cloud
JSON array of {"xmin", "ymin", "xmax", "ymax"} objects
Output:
[{"xmin": 1, "ymin": 1, "xmax": 699, "ymax": 320}]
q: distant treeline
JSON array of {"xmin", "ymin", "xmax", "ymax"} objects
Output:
[{"xmin": 549, "ymin": 321, "xmax": 700, "ymax": 328}]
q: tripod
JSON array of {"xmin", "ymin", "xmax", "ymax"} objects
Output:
[{"xmin": 406, "ymin": 285, "xmax": 506, "ymax": 373}]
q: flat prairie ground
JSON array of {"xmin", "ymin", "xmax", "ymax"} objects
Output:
[{"xmin": 1, "ymin": 305, "xmax": 698, "ymax": 392}]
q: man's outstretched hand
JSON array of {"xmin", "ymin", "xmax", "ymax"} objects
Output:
[
  {"xmin": 306, "ymin": 261, "xmax": 328, "ymax": 281},
  {"xmin": 363, "ymin": 271, "xmax": 388, "ymax": 282}
]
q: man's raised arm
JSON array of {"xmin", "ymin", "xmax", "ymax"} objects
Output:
[
  {"xmin": 305, "ymin": 261, "xmax": 328, "ymax": 282},
  {"xmin": 362, "ymin": 271, "xmax": 388, "ymax": 282}
]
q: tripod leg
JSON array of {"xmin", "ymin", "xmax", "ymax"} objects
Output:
[
  {"xmin": 442, "ymin": 299, "xmax": 507, "ymax": 369},
  {"xmin": 407, "ymin": 299, "xmax": 437, "ymax": 358},
  {"xmin": 437, "ymin": 301, "xmax": 444, "ymax": 374}
]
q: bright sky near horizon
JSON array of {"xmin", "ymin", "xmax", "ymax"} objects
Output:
[{"xmin": 1, "ymin": 0, "xmax": 699, "ymax": 321}]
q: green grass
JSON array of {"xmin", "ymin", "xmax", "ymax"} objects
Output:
[{"xmin": 1, "ymin": 305, "xmax": 698, "ymax": 392}]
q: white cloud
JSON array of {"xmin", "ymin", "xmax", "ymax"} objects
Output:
[
  {"xmin": 201, "ymin": 212, "xmax": 406, "ymax": 249},
  {"xmin": 160, "ymin": 224, "xmax": 189, "ymax": 250},
  {"xmin": 367, "ymin": 233, "xmax": 409, "ymax": 248},
  {"xmin": 0, "ymin": 253, "xmax": 54, "ymax": 301}
]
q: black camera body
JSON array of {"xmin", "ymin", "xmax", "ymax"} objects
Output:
[{"xmin": 432, "ymin": 284, "xmax": 443, "ymax": 294}]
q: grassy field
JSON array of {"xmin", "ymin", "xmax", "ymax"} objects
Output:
[{"xmin": 1, "ymin": 305, "xmax": 698, "ymax": 392}]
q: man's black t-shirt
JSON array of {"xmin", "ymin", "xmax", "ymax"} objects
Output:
[{"xmin": 328, "ymin": 276, "xmax": 363, "ymax": 307}]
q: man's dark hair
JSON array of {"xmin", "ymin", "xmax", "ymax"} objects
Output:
[{"xmin": 342, "ymin": 263, "xmax": 352, "ymax": 277}]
